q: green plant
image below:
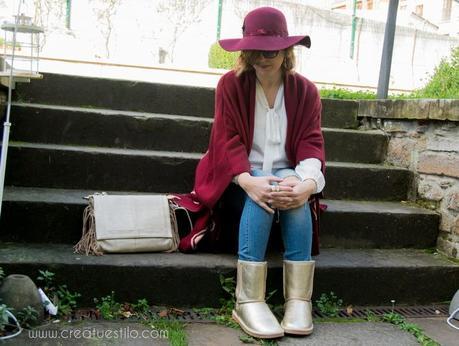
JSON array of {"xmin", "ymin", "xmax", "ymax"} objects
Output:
[
  {"xmin": 208, "ymin": 42, "xmax": 239, "ymax": 69},
  {"xmin": 192, "ymin": 306, "xmax": 215, "ymax": 314},
  {"xmin": 218, "ymin": 274, "xmax": 236, "ymax": 313},
  {"xmin": 381, "ymin": 312, "xmax": 439, "ymax": 346},
  {"xmin": 215, "ymin": 274, "xmax": 282, "ymax": 344},
  {"xmin": 270, "ymin": 303, "xmax": 284, "ymax": 319},
  {"xmin": 214, "ymin": 312, "xmax": 240, "ymax": 329},
  {"xmin": 412, "ymin": 46, "xmax": 459, "ymax": 99},
  {"xmin": 36, "ymin": 270, "xmax": 56, "ymax": 293},
  {"xmin": 382, "ymin": 311, "xmax": 405, "ymax": 325},
  {"xmin": 0, "ymin": 38, "xmax": 20, "ymax": 49},
  {"xmin": 239, "ymin": 334, "xmax": 256, "ymax": 343},
  {"xmin": 0, "ymin": 304, "xmax": 9, "ymax": 335},
  {"xmin": 94, "ymin": 291, "xmax": 122, "ymax": 320},
  {"xmin": 207, "ymin": 274, "xmax": 238, "ymax": 329},
  {"xmin": 315, "ymin": 291, "xmax": 343, "ymax": 317},
  {"xmin": 364, "ymin": 309, "xmax": 379, "ymax": 322},
  {"xmin": 146, "ymin": 317, "xmax": 185, "ymax": 346},
  {"xmin": 37, "ymin": 270, "xmax": 80, "ymax": 317},
  {"xmin": 56, "ymin": 285, "xmax": 81, "ymax": 317},
  {"xmin": 320, "ymin": 87, "xmax": 376, "ymax": 100},
  {"xmin": 132, "ymin": 298, "xmax": 151, "ymax": 317},
  {"xmin": 16, "ymin": 306, "xmax": 38, "ymax": 329}
]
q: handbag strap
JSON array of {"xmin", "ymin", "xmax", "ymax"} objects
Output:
[
  {"xmin": 167, "ymin": 200, "xmax": 182, "ymax": 252},
  {"xmin": 168, "ymin": 198, "xmax": 194, "ymax": 232}
]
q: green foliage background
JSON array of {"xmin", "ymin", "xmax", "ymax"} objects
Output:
[
  {"xmin": 208, "ymin": 43, "xmax": 458, "ymax": 100},
  {"xmin": 208, "ymin": 42, "xmax": 239, "ymax": 70},
  {"xmin": 412, "ymin": 46, "xmax": 459, "ymax": 99},
  {"xmin": 320, "ymin": 46, "xmax": 459, "ymax": 100}
]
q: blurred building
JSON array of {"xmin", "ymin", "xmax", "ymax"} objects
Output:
[
  {"xmin": 329, "ymin": 0, "xmax": 459, "ymax": 36},
  {"xmin": 0, "ymin": 0, "xmax": 457, "ymax": 90}
]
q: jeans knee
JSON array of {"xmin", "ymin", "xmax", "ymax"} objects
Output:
[
  {"xmin": 284, "ymin": 250, "xmax": 311, "ymax": 261},
  {"xmin": 238, "ymin": 252, "xmax": 265, "ymax": 262},
  {"xmin": 282, "ymin": 204, "xmax": 311, "ymax": 222}
]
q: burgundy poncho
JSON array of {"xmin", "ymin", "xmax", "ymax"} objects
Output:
[{"xmin": 173, "ymin": 69, "xmax": 325, "ymax": 255}]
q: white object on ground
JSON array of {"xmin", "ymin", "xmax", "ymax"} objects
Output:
[
  {"xmin": 38, "ymin": 288, "xmax": 58, "ymax": 315},
  {"xmin": 0, "ymin": 309, "xmax": 22, "ymax": 340}
]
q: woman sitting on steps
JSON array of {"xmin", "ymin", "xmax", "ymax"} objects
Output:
[{"xmin": 173, "ymin": 6, "xmax": 325, "ymax": 339}]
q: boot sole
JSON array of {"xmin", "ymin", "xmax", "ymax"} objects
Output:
[
  {"xmin": 232, "ymin": 310, "xmax": 284, "ymax": 339},
  {"xmin": 281, "ymin": 323, "xmax": 314, "ymax": 335}
]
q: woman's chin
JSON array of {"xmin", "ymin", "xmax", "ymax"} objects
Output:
[{"xmin": 254, "ymin": 65, "xmax": 281, "ymax": 78}]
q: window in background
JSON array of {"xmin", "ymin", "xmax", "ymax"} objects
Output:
[
  {"xmin": 442, "ymin": 0, "xmax": 452, "ymax": 22},
  {"xmin": 415, "ymin": 4, "xmax": 423, "ymax": 17}
]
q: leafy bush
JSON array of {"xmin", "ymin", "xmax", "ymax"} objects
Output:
[
  {"xmin": 36, "ymin": 269, "xmax": 81, "ymax": 318},
  {"xmin": 56, "ymin": 285, "xmax": 81, "ymax": 317},
  {"xmin": 16, "ymin": 306, "xmax": 39, "ymax": 329},
  {"xmin": 315, "ymin": 291, "xmax": 343, "ymax": 317},
  {"xmin": 320, "ymin": 87, "xmax": 376, "ymax": 100},
  {"xmin": 412, "ymin": 46, "xmax": 459, "ymax": 99},
  {"xmin": 0, "ymin": 304, "xmax": 9, "ymax": 335},
  {"xmin": 94, "ymin": 291, "xmax": 122, "ymax": 320},
  {"xmin": 208, "ymin": 42, "xmax": 239, "ymax": 70},
  {"xmin": 320, "ymin": 47, "xmax": 459, "ymax": 100}
]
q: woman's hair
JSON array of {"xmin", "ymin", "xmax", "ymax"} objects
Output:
[{"xmin": 234, "ymin": 46, "xmax": 296, "ymax": 77}]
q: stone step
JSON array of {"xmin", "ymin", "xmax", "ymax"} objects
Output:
[
  {"xmin": 0, "ymin": 242, "xmax": 457, "ymax": 306},
  {"xmin": 8, "ymin": 103, "xmax": 386, "ymax": 163},
  {"xmin": 13, "ymin": 73, "xmax": 359, "ymax": 128},
  {"xmin": 0, "ymin": 187, "xmax": 438, "ymax": 249},
  {"xmin": 4, "ymin": 142, "xmax": 412, "ymax": 201}
]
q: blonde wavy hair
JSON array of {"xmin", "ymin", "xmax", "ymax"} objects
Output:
[{"xmin": 234, "ymin": 46, "xmax": 296, "ymax": 77}]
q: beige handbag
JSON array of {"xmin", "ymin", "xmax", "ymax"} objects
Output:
[{"xmin": 73, "ymin": 193, "xmax": 181, "ymax": 256}]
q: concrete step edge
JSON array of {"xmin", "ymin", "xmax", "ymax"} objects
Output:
[
  {"xmin": 11, "ymin": 102, "xmax": 214, "ymax": 123},
  {"xmin": 2, "ymin": 242, "xmax": 455, "ymax": 306},
  {"xmin": 12, "ymin": 102, "xmax": 379, "ymax": 135},
  {"xmin": 6, "ymin": 141, "xmax": 404, "ymax": 171},
  {"xmin": 7, "ymin": 141, "xmax": 204, "ymax": 159},
  {"xmin": 2, "ymin": 186, "xmax": 437, "ymax": 216},
  {"xmin": 0, "ymin": 242, "xmax": 456, "ymax": 269}
]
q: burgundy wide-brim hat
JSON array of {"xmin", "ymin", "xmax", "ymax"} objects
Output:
[{"xmin": 219, "ymin": 7, "xmax": 311, "ymax": 52}]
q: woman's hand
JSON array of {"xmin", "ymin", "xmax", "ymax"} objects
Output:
[
  {"xmin": 269, "ymin": 177, "xmax": 316, "ymax": 210},
  {"xmin": 237, "ymin": 173, "xmax": 293, "ymax": 214}
]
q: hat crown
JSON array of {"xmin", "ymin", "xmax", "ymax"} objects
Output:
[{"xmin": 243, "ymin": 7, "xmax": 288, "ymax": 38}]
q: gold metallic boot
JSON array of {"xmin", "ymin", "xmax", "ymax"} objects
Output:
[
  {"xmin": 232, "ymin": 260, "xmax": 284, "ymax": 339},
  {"xmin": 281, "ymin": 260, "xmax": 315, "ymax": 335}
]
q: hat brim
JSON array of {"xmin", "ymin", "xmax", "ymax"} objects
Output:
[{"xmin": 218, "ymin": 35, "xmax": 311, "ymax": 52}]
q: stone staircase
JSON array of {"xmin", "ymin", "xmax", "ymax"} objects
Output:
[{"xmin": 1, "ymin": 73, "xmax": 458, "ymax": 308}]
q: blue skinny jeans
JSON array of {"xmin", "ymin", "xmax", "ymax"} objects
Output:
[{"xmin": 238, "ymin": 168, "xmax": 313, "ymax": 262}]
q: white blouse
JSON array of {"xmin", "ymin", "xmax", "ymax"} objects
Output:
[{"xmin": 246, "ymin": 80, "xmax": 325, "ymax": 194}]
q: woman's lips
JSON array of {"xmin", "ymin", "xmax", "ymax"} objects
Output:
[{"xmin": 256, "ymin": 64, "xmax": 271, "ymax": 69}]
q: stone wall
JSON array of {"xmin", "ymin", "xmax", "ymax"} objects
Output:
[{"xmin": 359, "ymin": 100, "xmax": 459, "ymax": 258}]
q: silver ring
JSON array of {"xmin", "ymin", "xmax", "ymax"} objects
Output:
[
  {"xmin": 270, "ymin": 185, "xmax": 276, "ymax": 192},
  {"xmin": 276, "ymin": 185, "xmax": 280, "ymax": 192}
]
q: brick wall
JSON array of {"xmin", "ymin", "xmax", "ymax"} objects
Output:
[{"xmin": 359, "ymin": 100, "xmax": 459, "ymax": 258}]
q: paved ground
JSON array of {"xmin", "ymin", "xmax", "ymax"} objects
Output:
[
  {"xmin": 4, "ymin": 317, "xmax": 455, "ymax": 345},
  {"xmin": 406, "ymin": 317, "xmax": 459, "ymax": 346}
]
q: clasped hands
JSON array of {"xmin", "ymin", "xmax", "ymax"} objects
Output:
[{"xmin": 237, "ymin": 172, "xmax": 316, "ymax": 214}]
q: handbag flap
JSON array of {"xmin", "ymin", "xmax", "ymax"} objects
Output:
[{"xmin": 93, "ymin": 195, "xmax": 172, "ymax": 240}]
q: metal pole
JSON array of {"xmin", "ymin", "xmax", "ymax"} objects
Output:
[
  {"xmin": 216, "ymin": 0, "xmax": 223, "ymax": 41},
  {"xmin": 377, "ymin": 0, "xmax": 399, "ymax": 99},
  {"xmin": 0, "ymin": 1, "xmax": 22, "ymax": 219},
  {"xmin": 350, "ymin": 0, "xmax": 357, "ymax": 59},
  {"xmin": 66, "ymin": 0, "xmax": 72, "ymax": 29}
]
